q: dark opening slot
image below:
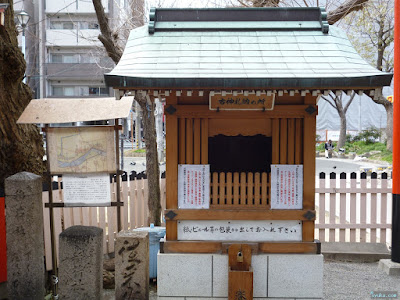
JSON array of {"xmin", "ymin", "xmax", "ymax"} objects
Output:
[{"xmin": 208, "ymin": 134, "xmax": 272, "ymax": 173}]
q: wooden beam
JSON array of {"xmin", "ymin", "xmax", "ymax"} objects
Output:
[
  {"xmin": 174, "ymin": 105, "xmax": 316, "ymax": 119},
  {"xmin": 162, "ymin": 241, "xmax": 319, "ymax": 254},
  {"xmin": 164, "ymin": 209, "xmax": 316, "ymax": 221}
]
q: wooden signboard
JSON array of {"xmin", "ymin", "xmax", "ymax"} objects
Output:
[
  {"xmin": 209, "ymin": 92, "xmax": 275, "ymax": 110},
  {"xmin": 47, "ymin": 126, "xmax": 116, "ymax": 174}
]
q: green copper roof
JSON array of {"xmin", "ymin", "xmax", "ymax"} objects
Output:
[{"xmin": 104, "ymin": 8, "xmax": 392, "ymax": 90}]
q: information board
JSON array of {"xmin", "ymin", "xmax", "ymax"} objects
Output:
[
  {"xmin": 47, "ymin": 126, "xmax": 116, "ymax": 174},
  {"xmin": 63, "ymin": 173, "xmax": 111, "ymax": 206},
  {"xmin": 178, "ymin": 164, "xmax": 210, "ymax": 209},
  {"xmin": 178, "ymin": 220, "xmax": 302, "ymax": 241},
  {"xmin": 271, "ymin": 164, "xmax": 303, "ymax": 209}
]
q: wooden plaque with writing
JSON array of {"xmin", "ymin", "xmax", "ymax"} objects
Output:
[{"xmin": 210, "ymin": 92, "xmax": 275, "ymax": 110}]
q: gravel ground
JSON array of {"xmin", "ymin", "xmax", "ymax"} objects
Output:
[{"xmin": 324, "ymin": 261, "xmax": 400, "ymax": 300}]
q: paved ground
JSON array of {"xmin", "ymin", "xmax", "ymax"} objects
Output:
[
  {"xmin": 324, "ymin": 260, "xmax": 400, "ymax": 300},
  {"xmin": 316, "ymin": 157, "xmax": 390, "ymax": 174}
]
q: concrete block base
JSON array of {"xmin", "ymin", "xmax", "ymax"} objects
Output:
[
  {"xmin": 378, "ymin": 259, "xmax": 400, "ymax": 276},
  {"xmin": 157, "ymin": 253, "xmax": 323, "ymax": 299}
]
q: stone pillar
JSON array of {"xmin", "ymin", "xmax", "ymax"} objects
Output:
[
  {"xmin": 5, "ymin": 172, "xmax": 45, "ymax": 300},
  {"xmin": 115, "ymin": 230, "xmax": 149, "ymax": 300},
  {"xmin": 58, "ymin": 226, "xmax": 103, "ymax": 300}
]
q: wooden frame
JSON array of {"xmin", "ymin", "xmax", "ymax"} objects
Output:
[{"xmin": 165, "ymin": 91, "xmax": 318, "ymax": 252}]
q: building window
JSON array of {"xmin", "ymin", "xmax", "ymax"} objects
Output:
[
  {"xmin": 52, "ymin": 86, "xmax": 76, "ymax": 96},
  {"xmin": 79, "ymin": 21, "xmax": 99, "ymax": 30},
  {"xmin": 50, "ymin": 53, "xmax": 96, "ymax": 63},
  {"xmin": 50, "ymin": 21, "xmax": 75, "ymax": 30},
  {"xmin": 89, "ymin": 87, "xmax": 109, "ymax": 96}
]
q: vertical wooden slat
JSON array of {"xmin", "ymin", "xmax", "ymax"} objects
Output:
[
  {"xmin": 194, "ymin": 118, "xmax": 201, "ymax": 164},
  {"xmin": 179, "ymin": 118, "xmax": 186, "ymax": 164},
  {"xmin": 240, "ymin": 173, "xmax": 246, "ymax": 205},
  {"xmin": 360, "ymin": 175, "xmax": 367, "ymax": 242},
  {"xmin": 82, "ymin": 207, "xmax": 90, "ymax": 226},
  {"xmin": 295, "ymin": 118, "xmax": 303, "ymax": 164},
  {"xmin": 370, "ymin": 175, "xmax": 377, "ymax": 243},
  {"xmin": 233, "ymin": 173, "xmax": 239, "ymax": 206},
  {"xmin": 107, "ymin": 207, "xmax": 116, "ymax": 253},
  {"xmin": 329, "ymin": 175, "xmax": 336, "ymax": 242},
  {"xmin": 303, "ymin": 95, "xmax": 316, "ymax": 242},
  {"xmin": 166, "ymin": 96, "xmax": 178, "ymax": 240},
  {"xmin": 201, "ymin": 118, "xmax": 209, "ymax": 164},
  {"xmin": 98, "ymin": 206, "xmax": 107, "ymax": 254},
  {"xmin": 161, "ymin": 178, "xmax": 167, "ymax": 226},
  {"xmin": 131, "ymin": 179, "xmax": 139, "ymax": 228},
  {"xmin": 339, "ymin": 174, "xmax": 347, "ymax": 242},
  {"xmin": 318, "ymin": 174, "xmax": 326, "ymax": 242},
  {"xmin": 381, "ymin": 175, "xmax": 388, "ymax": 244},
  {"xmin": 72, "ymin": 207, "xmax": 81, "ymax": 226},
  {"xmin": 248, "ymin": 173, "xmax": 254, "ymax": 205},
  {"xmin": 350, "ymin": 173, "xmax": 357, "ymax": 242},
  {"xmin": 287, "ymin": 118, "xmax": 295, "ymax": 164},
  {"xmin": 186, "ymin": 118, "xmax": 193, "ymax": 164},
  {"xmin": 63, "ymin": 207, "xmax": 72, "ymax": 230},
  {"xmin": 261, "ymin": 173, "xmax": 268, "ymax": 207},
  {"xmin": 143, "ymin": 179, "xmax": 149, "ymax": 226},
  {"xmin": 254, "ymin": 173, "xmax": 261, "ymax": 206},
  {"xmin": 272, "ymin": 119, "xmax": 280, "ymax": 164},
  {"xmin": 267, "ymin": 173, "xmax": 271, "ymax": 207},
  {"xmin": 89, "ymin": 207, "xmax": 97, "ymax": 227},
  {"xmin": 137, "ymin": 179, "xmax": 144, "ymax": 227},
  {"xmin": 220, "ymin": 172, "xmax": 226, "ymax": 205},
  {"xmin": 279, "ymin": 118, "xmax": 288, "ymax": 164},
  {"xmin": 226, "ymin": 172, "xmax": 233, "ymax": 205},
  {"xmin": 122, "ymin": 180, "xmax": 129, "ymax": 230},
  {"xmin": 42, "ymin": 192, "xmax": 52, "ymax": 270},
  {"xmin": 212, "ymin": 172, "xmax": 219, "ymax": 205}
]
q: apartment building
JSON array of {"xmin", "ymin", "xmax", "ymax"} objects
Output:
[{"xmin": 14, "ymin": 0, "xmax": 124, "ymax": 99}]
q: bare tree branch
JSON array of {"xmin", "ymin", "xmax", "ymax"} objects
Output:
[
  {"xmin": 327, "ymin": 0, "xmax": 370, "ymax": 25},
  {"xmin": 92, "ymin": 0, "xmax": 123, "ymax": 64},
  {"xmin": 343, "ymin": 91, "xmax": 356, "ymax": 113},
  {"xmin": 321, "ymin": 95, "xmax": 337, "ymax": 110}
]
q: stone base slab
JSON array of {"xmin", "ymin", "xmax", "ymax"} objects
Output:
[
  {"xmin": 378, "ymin": 259, "xmax": 400, "ymax": 276},
  {"xmin": 158, "ymin": 253, "xmax": 323, "ymax": 298}
]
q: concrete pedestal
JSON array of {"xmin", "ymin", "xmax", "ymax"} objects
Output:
[
  {"xmin": 378, "ymin": 259, "xmax": 400, "ymax": 276},
  {"xmin": 157, "ymin": 253, "xmax": 323, "ymax": 300}
]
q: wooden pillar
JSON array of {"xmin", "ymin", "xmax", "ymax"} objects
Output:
[
  {"xmin": 165, "ymin": 96, "xmax": 178, "ymax": 240},
  {"xmin": 303, "ymin": 95, "xmax": 317, "ymax": 242}
]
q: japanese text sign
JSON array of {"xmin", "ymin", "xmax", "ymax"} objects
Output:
[
  {"xmin": 271, "ymin": 164, "xmax": 303, "ymax": 209},
  {"xmin": 178, "ymin": 164, "xmax": 210, "ymax": 209}
]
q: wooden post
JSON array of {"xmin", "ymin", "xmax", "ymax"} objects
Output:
[
  {"xmin": 392, "ymin": 0, "xmax": 400, "ymax": 263},
  {"xmin": 228, "ymin": 244, "xmax": 253, "ymax": 300},
  {"xmin": 303, "ymin": 95, "xmax": 317, "ymax": 242},
  {"xmin": 166, "ymin": 96, "xmax": 178, "ymax": 240}
]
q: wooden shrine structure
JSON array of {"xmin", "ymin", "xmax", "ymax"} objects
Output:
[{"xmin": 105, "ymin": 7, "xmax": 392, "ymax": 299}]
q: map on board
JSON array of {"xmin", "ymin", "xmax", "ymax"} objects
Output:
[{"xmin": 47, "ymin": 127, "xmax": 116, "ymax": 174}]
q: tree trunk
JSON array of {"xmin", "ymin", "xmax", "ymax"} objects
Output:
[
  {"xmin": 136, "ymin": 92, "xmax": 161, "ymax": 226},
  {"xmin": 338, "ymin": 111, "xmax": 347, "ymax": 149},
  {"xmin": 0, "ymin": 1, "xmax": 45, "ymax": 190},
  {"xmin": 384, "ymin": 102, "xmax": 393, "ymax": 151}
]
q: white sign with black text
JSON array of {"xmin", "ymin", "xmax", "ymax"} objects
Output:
[
  {"xmin": 63, "ymin": 173, "xmax": 111, "ymax": 206},
  {"xmin": 178, "ymin": 220, "xmax": 302, "ymax": 241},
  {"xmin": 271, "ymin": 164, "xmax": 303, "ymax": 209},
  {"xmin": 178, "ymin": 164, "xmax": 210, "ymax": 209}
]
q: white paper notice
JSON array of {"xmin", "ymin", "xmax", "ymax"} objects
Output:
[
  {"xmin": 178, "ymin": 164, "xmax": 210, "ymax": 209},
  {"xmin": 178, "ymin": 220, "xmax": 302, "ymax": 241},
  {"xmin": 63, "ymin": 173, "xmax": 111, "ymax": 206},
  {"xmin": 271, "ymin": 165, "xmax": 303, "ymax": 209}
]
